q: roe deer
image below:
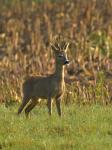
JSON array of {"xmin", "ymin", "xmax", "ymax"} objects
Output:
[{"xmin": 18, "ymin": 35, "xmax": 70, "ymax": 117}]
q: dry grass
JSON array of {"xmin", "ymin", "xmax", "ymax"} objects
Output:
[{"xmin": 0, "ymin": 0, "xmax": 112, "ymax": 104}]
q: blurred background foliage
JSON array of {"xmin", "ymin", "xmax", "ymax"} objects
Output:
[{"xmin": 0, "ymin": 0, "xmax": 112, "ymax": 105}]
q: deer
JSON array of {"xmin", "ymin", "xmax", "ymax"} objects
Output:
[{"xmin": 17, "ymin": 35, "xmax": 70, "ymax": 117}]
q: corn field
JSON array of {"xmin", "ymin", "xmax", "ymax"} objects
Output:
[{"xmin": 0, "ymin": 0, "xmax": 112, "ymax": 105}]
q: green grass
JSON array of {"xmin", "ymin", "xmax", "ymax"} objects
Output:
[{"xmin": 0, "ymin": 103, "xmax": 112, "ymax": 150}]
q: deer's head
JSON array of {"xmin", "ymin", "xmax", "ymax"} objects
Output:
[{"xmin": 51, "ymin": 35, "xmax": 70, "ymax": 65}]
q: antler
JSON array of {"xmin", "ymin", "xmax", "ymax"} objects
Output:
[
  {"xmin": 50, "ymin": 43, "xmax": 58, "ymax": 51},
  {"xmin": 65, "ymin": 43, "xmax": 69, "ymax": 52},
  {"xmin": 51, "ymin": 34, "xmax": 69, "ymax": 51}
]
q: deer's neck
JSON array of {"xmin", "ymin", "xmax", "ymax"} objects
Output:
[{"xmin": 54, "ymin": 63, "xmax": 64, "ymax": 81}]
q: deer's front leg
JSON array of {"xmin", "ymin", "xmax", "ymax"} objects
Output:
[
  {"xmin": 55, "ymin": 95, "xmax": 62, "ymax": 117},
  {"xmin": 47, "ymin": 97, "xmax": 52, "ymax": 116}
]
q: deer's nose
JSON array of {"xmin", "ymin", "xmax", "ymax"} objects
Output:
[{"xmin": 64, "ymin": 60, "xmax": 70, "ymax": 65}]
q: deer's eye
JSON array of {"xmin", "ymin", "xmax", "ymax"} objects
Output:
[{"xmin": 58, "ymin": 54, "xmax": 63, "ymax": 57}]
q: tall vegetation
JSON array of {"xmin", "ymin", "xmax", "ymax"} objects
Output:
[{"xmin": 0, "ymin": 0, "xmax": 112, "ymax": 105}]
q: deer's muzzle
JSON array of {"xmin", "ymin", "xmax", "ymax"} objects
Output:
[{"xmin": 64, "ymin": 60, "xmax": 70, "ymax": 65}]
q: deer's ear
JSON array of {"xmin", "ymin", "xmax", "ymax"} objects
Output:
[{"xmin": 65, "ymin": 43, "xmax": 69, "ymax": 52}]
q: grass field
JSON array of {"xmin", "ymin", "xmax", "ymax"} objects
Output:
[{"xmin": 0, "ymin": 103, "xmax": 112, "ymax": 150}]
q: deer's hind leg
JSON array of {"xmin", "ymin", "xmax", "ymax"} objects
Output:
[
  {"xmin": 47, "ymin": 97, "xmax": 53, "ymax": 116},
  {"xmin": 18, "ymin": 96, "xmax": 30, "ymax": 115},
  {"xmin": 25, "ymin": 99, "xmax": 38, "ymax": 118}
]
